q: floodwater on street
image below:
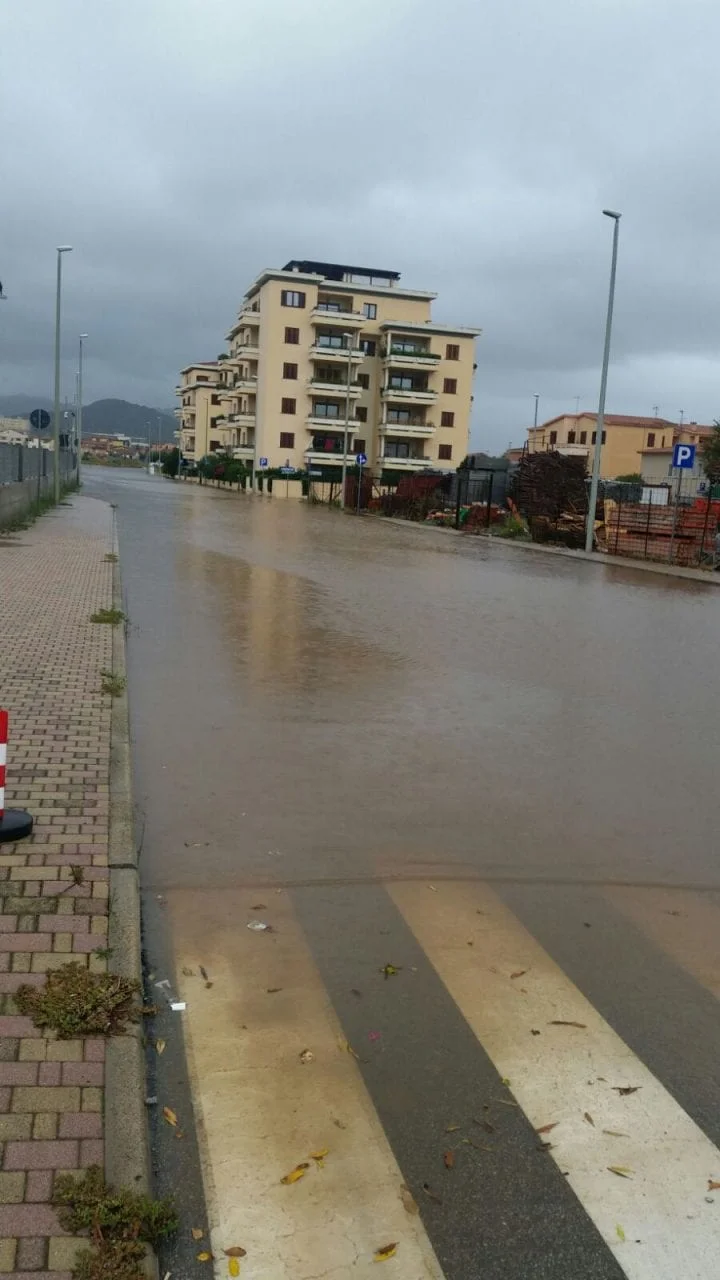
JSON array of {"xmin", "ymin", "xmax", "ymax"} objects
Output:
[
  {"xmin": 86, "ymin": 468, "xmax": 720, "ymax": 1280},
  {"xmin": 88, "ymin": 467, "xmax": 720, "ymax": 892}
]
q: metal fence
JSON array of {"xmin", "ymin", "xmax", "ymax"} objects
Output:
[
  {"xmin": 601, "ymin": 477, "xmax": 719, "ymax": 567},
  {"xmin": 0, "ymin": 442, "xmax": 75, "ymax": 487}
]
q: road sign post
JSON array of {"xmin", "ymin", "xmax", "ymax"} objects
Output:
[
  {"xmin": 29, "ymin": 410, "xmax": 50, "ymax": 510},
  {"xmin": 668, "ymin": 444, "xmax": 696, "ymax": 564},
  {"xmin": 355, "ymin": 452, "xmax": 367, "ymax": 515}
]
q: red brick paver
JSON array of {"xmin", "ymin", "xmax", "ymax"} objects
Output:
[{"xmin": 0, "ymin": 498, "xmax": 115, "ymax": 1273}]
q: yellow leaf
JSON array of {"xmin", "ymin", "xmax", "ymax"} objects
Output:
[
  {"xmin": 616, "ymin": 1224, "xmax": 626, "ymax": 1242},
  {"xmin": 162, "ymin": 1106, "xmax": 177, "ymax": 1126},
  {"xmin": 228, "ymin": 1260, "xmax": 240, "ymax": 1277},
  {"xmin": 191, "ymin": 1228, "xmax": 204, "ymax": 1240},
  {"xmin": 155, "ymin": 1038, "xmax": 166, "ymax": 1055},
  {"xmin": 197, "ymin": 1251, "xmax": 213, "ymax": 1262},
  {"xmin": 374, "ymin": 1243, "xmax": 398, "ymax": 1262},
  {"xmin": 281, "ymin": 1163, "xmax": 309, "ymax": 1185},
  {"xmin": 310, "ymin": 1149, "xmax": 329, "ymax": 1161},
  {"xmin": 608, "ymin": 1165, "xmax": 634, "ymax": 1179}
]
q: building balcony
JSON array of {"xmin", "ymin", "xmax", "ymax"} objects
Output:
[
  {"xmin": 232, "ymin": 343, "xmax": 259, "ymax": 358},
  {"xmin": 237, "ymin": 308, "xmax": 260, "ymax": 325},
  {"xmin": 232, "ymin": 445, "xmax": 255, "ymax": 461},
  {"xmin": 175, "ymin": 379, "xmax": 217, "ymax": 393},
  {"xmin": 382, "ymin": 386, "xmax": 437, "ymax": 405},
  {"xmin": 380, "ymin": 420, "xmax": 435, "ymax": 437},
  {"xmin": 380, "ymin": 454, "xmax": 431, "ymax": 470},
  {"xmin": 305, "ymin": 450, "xmax": 359, "ymax": 467},
  {"xmin": 309, "ymin": 344, "xmax": 364, "ymax": 364},
  {"xmin": 383, "ymin": 345, "xmax": 441, "ymax": 369},
  {"xmin": 308, "ymin": 377, "xmax": 362, "ymax": 397},
  {"xmin": 306, "ymin": 415, "xmax": 360, "ymax": 430},
  {"xmin": 232, "ymin": 376, "xmax": 258, "ymax": 391},
  {"xmin": 228, "ymin": 411, "xmax": 256, "ymax": 427},
  {"xmin": 311, "ymin": 306, "xmax": 365, "ymax": 327}
]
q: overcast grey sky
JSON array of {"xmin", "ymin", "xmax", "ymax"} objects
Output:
[{"xmin": 3, "ymin": 0, "xmax": 720, "ymax": 450}]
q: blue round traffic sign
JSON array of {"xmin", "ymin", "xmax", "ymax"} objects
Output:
[
  {"xmin": 356, "ymin": 452, "xmax": 367, "ymax": 466},
  {"xmin": 258, "ymin": 457, "xmax": 268, "ymax": 468},
  {"xmin": 29, "ymin": 409, "xmax": 51, "ymax": 430}
]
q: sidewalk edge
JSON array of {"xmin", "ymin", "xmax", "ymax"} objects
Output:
[{"xmin": 105, "ymin": 514, "xmax": 154, "ymax": 1244}]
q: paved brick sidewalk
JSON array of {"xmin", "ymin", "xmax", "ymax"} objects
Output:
[{"xmin": 0, "ymin": 497, "xmax": 115, "ymax": 1277}]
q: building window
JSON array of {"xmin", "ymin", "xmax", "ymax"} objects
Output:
[
  {"xmin": 579, "ymin": 430, "xmax": 587, "ymax": 444},
  {"xmin": 443, "ymin": 378, "xmax": 457, "ymax": 394},
  {"xmin": 591, "ymin": 430, "xmax": 607, "ymax": 445},
  {"xmin": 279, "ymin": 431, "xmax": 295, "ymax": 448},
  {"xmin": 441, "ymin": 411, "xmax": 455, "ymax": 427},
  {"xmin": 355, "ymin": 407, "xmax": 367, "ymax": 423},
  {"xmin": 317, "ymin": 332, "xmax": 347, "ymax": 349},
  {"xmin": 357, "ymin": 373, "xmax": 370, "ymax": 389},
  {"xmin": 567, "ymin": 430, "xmax": 576, "ymax": 443},
  {"xmin": 285, "ymin": 326, "xmax": 300, "ymax": 344},
  {"xmin": 438, "ymin": 444, "xmax": 453, "ymax": 461},
  {"xmin": 281, "ymin": 398, "xmax": 296, "ymax": 414},
  {"xmin": 549, "ymin": 431, "xmax": 557, "ymax": 445},
  {"xmin": 362, "ymin": 303, "xmax": 377, "ymax": 319},
  {"xmin": 211, "ymin": 394, "xmax": 220, "ymax": 405},
  {"xmin": 281, "ymin": 290, "xmax": 305, "ymax": 308},
  {"xmin": 313, "ymin": 402, "xmax": 341, "ymax": 418},
  {"xmin": 661, "ymin": 435, "xmax": 666, "ymax": 447},
  {"xmin": 360, "ymin": 339, "xmax": 376, "ymax": 356},
  {"xmin": 354, "ymin": 437, "xmax": 366, "ymax": 452},
  {"xmin": 445, "ymin": 343, "xmax": 460, "ymax": 360},
  {"xmin": 283, "ymin": 362, "xmax": 298, "ymax": 379},
  {"xmin": 647, "ymin": 431, "xmax": 656, "ymax": 447}
]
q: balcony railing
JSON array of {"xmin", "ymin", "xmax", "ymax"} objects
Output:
[
  {"xmin": 306, "ymin": 414, "xmax": 361, "ymax": 429},
  {"xmin": 309, "ymin": 344, "xmax": 364, "ymax": 362},
  {"xmin": 380, "ymin": 454, "xmax": 431, "ymax": 469},
  {"xmin": 382, "ymin": 385, "xmax": 437, "ymax": 403},
  {"xmin": 311, "ymin": 305, "xmax": 365, "ymax": 326},
  {"xmin": 381, "ymin": 420, "xmax": 435, "ymax": 436},
  {"xmin": 384, "ymin": 344, "xmax": 441, "ymax": 362}
]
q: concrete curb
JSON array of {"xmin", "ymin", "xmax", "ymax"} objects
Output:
[{"xmin": 105, "ymin": 510, "xmax": 153, "ymax": 1211}]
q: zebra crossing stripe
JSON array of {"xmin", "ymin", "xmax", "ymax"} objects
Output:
[{"xmin": 389, "ymin": 879, "xmax": 720, "ymax": 1279}]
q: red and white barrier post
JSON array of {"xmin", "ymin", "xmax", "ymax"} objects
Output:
[{"xmin": 0, "ymin": 710, "xmax": 33, "ymax": 843}]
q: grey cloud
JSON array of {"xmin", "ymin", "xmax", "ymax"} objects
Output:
[{"xmin": 3, "ymin": 0, "xmax": 720, "ymax": 447}]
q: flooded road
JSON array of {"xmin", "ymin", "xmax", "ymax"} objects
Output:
[
  {"xmin": 87, "ymin": 468, "xmax": 720, "ymax": 1280},
  {"xmin": 89, "ymin": 467, "xmax": 719, "ymax": 892}
]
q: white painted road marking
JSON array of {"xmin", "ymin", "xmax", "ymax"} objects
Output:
[{"xmin": 390, "ymin": 880, "xmax": 720, "ymax": 1280}]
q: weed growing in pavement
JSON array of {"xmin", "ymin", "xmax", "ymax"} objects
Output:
[
  {"xmin": 104, "ymin": 552, "xmax": 119, "ymax": 562},
  {"xmin": 90, "ymin": 606, "xmax": 125, "ymax": 625},
  {"xmin": 54, "ymin": 1166, "xmax": 177, "ymax": 1280},
  {"xmin": 92, "ymin": 945, "xmax": 114, "ymax": 962},
  {"xmin": 16, "ymin": 963, "xmax": 141, "ymax": 1037},
  {"xmin": 101, "ymin": 670, "xmax": 126, "ymax": 697}
]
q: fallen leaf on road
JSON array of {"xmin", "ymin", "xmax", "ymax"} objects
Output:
[
  {"xmin": 428, "ymin": 884, "xmax": 437, "ymax": 892},
  {"xmin": 400, "ymin": 1184, "xmax": 419, "ymax": 1215},
  {"xmin": 332, "ymin": 1118, "xmax": 347, "ymax": 1129},
  {"xmin": 181, "ymin": 967, "xmax": 194, "ymax": 976},
  {"xmin": 155, "ymin": 1039, "xmax": 166, "ymax": 1055},
  {"xmin": 228, "ymin": 1260, "xmax": 240, "ymax": 1277},
  {"xmin": 380, "ymin": 964, "xmax": 401, "ymax": 979},
  {"xmin": 196, "ymin": 1252, "xmax": 213, "ymax": 1263},
  {"xmin": 199, "ymin": 966, "xmax": 209, "ymax": 981},
  {"xmin": 422, "ymin": 1182, "xmax": 443, "ymax": 1203},
  {"xmin": 510, "ymin": 970, "xmax": 527, "ymax": 980},
  {"xmin": 708, "ymin": 1180, "xmax": 720, "ymax": 1191},
  {"xmin": 608, "ymin": 1165, "xmax": 634, "ymax": 1179},
  {"xmin": 531, "ymin": 1028, "xmax": 541, "ymax": 1036},
  {"xmin": 299, "ymin": 1049, "xmax": 314, "ymax": 1064},
  {"xmin": 374, "ymin": 1243, "xmax": 398, "ymax": 1262},
  {"xmin": 251, "ymin": 904, "xmax": 267, "ymax": 910},
  {"xmin": 465, "ymin": 1137, "xmax": 493, "ymax": 1153},
  {"xmin": 266, "ymin": 988, "xmax": 282, "ymax": 994},
  {"xmin": 162, "ymin": 1107, "xmax": 177, "ymax": 1127},
  {"xmin": 310, "ymin": 1149, "xmax": 329, "ymax": 1161},
  {"xmin": 443, "ymin": 1150, "xmax": 455, "ymax": 1169},
  {"xmin": 584, "ymin": 1112, "xmax": 595, "ymax": 1126},
  {"xmin": 612, "ymin": 1086, "xmax": 640, "ymax": 1096},
  {"xmin": 336, "ymin": 1037, "xmax": 359, "ymax": 1059},
  {"xmin": 535, "ymin": 1122, "xmax": 558, "ymax": 1135},
  {"xmin": 445, "ymin": 1124, "xmax": 460, "ymax": 1132},
  {"xmin": 191, "ymin": 1228, "xmax": 204, "ymax": 1240},
  {"xmin": 549, "ymin": 1020, "xmax": 587, "ymax": 1029},
  {"xmin": 616, "ymin": 1224, "xmax": 626, "ymax": 1242},
  {"xmin": 493, "ymin": 1098, "xmax": 519, "ymax": 1108},
  {"xmin": 223, "ymin": 1248, "xmax": 247, "ymax": 1258},
  {"xmin": 281, "ymin": 1163, "xmax": 309, "ymax": 1184},
  {"xmin": 602, "ymin": 1130, "xmax": 629, "ymax": 1138}
]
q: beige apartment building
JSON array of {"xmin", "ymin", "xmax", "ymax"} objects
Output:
[
  {"xmin": 524, "ymin": 412, "xmax": 706, "ymax": 479},
  {"xmin": 177, "ymin": 259, "xmax": 479, "ymax": 482}
]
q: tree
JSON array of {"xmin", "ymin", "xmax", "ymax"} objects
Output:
[
  {"xmin": 702, "ymin": 422, "xmax": 720, "ymax": 484},
  {"xmin": 162, "ymin": 447, "xmax": 179, "ymax": 477}
]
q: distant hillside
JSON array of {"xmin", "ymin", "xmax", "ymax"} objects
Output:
[{"xmin": 0, "ymin": 396, "xmax": 177, "ymax": 443}]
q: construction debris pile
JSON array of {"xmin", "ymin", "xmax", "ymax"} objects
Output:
[
  {"xmin": 604, "ymin": 495, "xmax": 719, "ymax": 565},
  {"xmin": 510, "ymin": 450, "xmax": 589, "ymax": 547}
]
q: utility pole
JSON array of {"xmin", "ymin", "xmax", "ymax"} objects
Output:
[
  {"xmin": 53, "ymin": 247, "xmax": 73, "ymax": 503},
  {"xmin": 585, "ymin": 211, "xmax": 621, "ymax": 554},
  {"xmin": 77, "ymin": 334, "xmax": 87, "ymax": 487}
]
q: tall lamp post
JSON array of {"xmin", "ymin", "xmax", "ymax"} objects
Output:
[
  {"xmin": 77, "ymin": 334, "xmax": 87, "ymax": 485},
  {"xmin": 532, "ymin": 393, "xmax": 539, "ymax": 450},
  {"xmin": 585, "ymin": 210, "xmax": 621, "ymax": 554},
  {"xmin": 339, "ymin": 331, "xmax": 355, "ymax": 510},
  {"xmin": 53, "ymin": 247, "xmax": 73, "ymax": 503}
]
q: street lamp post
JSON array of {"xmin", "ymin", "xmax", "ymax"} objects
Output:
[
  {"xmin": 585, "ymin": 210, "xmax": 621, "ymax": 554},
  {"xmin": 532, "ymin": 393, "xmax": 539, "ymax": 450},
  {"xmin": 339, "ymin": 331, "xmax": 355, "ymax": 510},
  {"xmin": 53, "ymin": 247, "xmax": 73, "ymax": 503},
  {"xmin": 77, "ymin": 334, "xmax": 87, "ymax": 486}
]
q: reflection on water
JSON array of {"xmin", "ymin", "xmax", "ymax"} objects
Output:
[{"xmin": 87, "ymin": 470, "xmax": 720, "ymax": 892}]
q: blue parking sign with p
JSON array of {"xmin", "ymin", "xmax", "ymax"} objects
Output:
[{"xmin": 672, "ymin": 443, "xmax": 696, "ymax": 469}]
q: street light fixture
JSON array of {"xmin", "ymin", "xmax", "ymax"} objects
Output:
[
  {"xmin": 53, "ymin": 247, "xmax": 73, "ymax": 503},
  {"xmin": 339, "ymin": 331, "xmax": 356, "ymax": 510},
  {"xmin": 585, "ymin": 210, "xmax": 621, "ymax": 553}
]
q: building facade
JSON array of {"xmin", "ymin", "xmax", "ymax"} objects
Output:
[
  {"xmin": 524, "ymin": 413, "xmax": 713, "ymax": 480},
  {"xmin": 177, "ymin": 260, "xmax": 479, "ymax": 481}
]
